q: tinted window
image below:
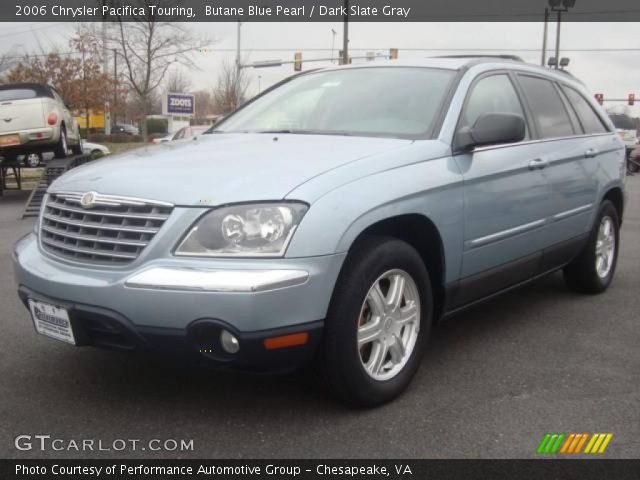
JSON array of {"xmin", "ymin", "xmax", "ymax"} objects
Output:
[
  {"xmin": 215, "ymin": 67, "xmax": 456, "ymax": 139},
  {"xmin": 461, "ymin": 74, "xmax": 527, "ymax": 139},
  {"xmin": 609, "ymin": 114, "xmax": 635, "ymax": 130},
  {"xmin": 519, "ymin": 76, "xmax": 575, "ymax": 138},
  {"xmin": 562, "ymin": 86, "xmax": 608, "ymax": 134},
  {"xmin": 0, "ymin": 89, "xmax": 38, "ymax": 101}
]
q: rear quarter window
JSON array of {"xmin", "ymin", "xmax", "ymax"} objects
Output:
[
  {"xmin": 561, "ymin": 86, "xmax": 608, "ymax": 134},
  {"xmin": 0, "ymin": 89, "xmax": 38, "ymax": 102}
]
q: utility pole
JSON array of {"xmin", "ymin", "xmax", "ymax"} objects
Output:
[
  {"xmin": 235, "ymin": 21, "xmax": 242, "ymax": 106},
  {"xmin": 554, "ymin": 9, "xmax": 562, "ymax": 69},
  {"xmin": 113, "ymin": 48, "xmax": 118, "ymax": 126},
  {"xmin": 342, "ymin": 0, "xmax": 349, "ymax": 65},
  {"xmin": 102, "ymin": 19, "xmax": 111, "ymax": 135},
  {"xmin": 541, "ymin": 8, "xmax": 549, "ymax": 66},
  {"xmin": 331, "ymin": 28, "xmax": 337, "ymax": 63}
]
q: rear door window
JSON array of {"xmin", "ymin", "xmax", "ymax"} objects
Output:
[
  {"xmin": 518, "ymin": 75, "xmax": 575, "ymax": 138},
  {"xmin": 562, "ymin": 86, "xmax": 608, "ymax": 134}
]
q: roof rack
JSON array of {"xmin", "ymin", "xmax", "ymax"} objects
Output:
[{"xmin": 436, "ymin": 54, "xmax": 524, "ymax": 62}]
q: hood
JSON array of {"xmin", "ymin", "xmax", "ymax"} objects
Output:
[{"xmin": 52, "ymin": 133, "xmax": 412, "ymax": 206}]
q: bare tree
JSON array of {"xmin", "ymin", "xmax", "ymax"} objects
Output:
[
  {"xmin": 105, "ymin": 0, "xmax": 210, "ymax": 141},
  {"xmin": 0, "ymin": 52, "xmax": 17, "ymax": 81},
  {"xmin": 165, "ymin": 67, "xmax": 192, "ymax": 94},
  {"xmin": 212, "ymin": 60, "xmax": 250, "ymax": 114}
]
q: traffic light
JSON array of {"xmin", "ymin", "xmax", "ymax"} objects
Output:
[
  {"xmin": 294, "ymin": 52, "xmax": 302, "ymax": 71},
  {"xmin": 595, "ymin": 93, "xmax": 604, "ymax": 105},
  {"xmin": 629, "ymin": 93, "xmax": 635, "ymax": 106},
  {"xmin": 389, "ymin": 48, "xmax": 398, "ymax": 60}
]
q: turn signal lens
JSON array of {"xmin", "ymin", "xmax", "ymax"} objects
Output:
[
  {"xmin": 264, "ymin": 332, "xmax": 309, "ymax": 350},
  {"xmin": 47, "ymin": 113, "xmax": 58, "ymax": 125}
]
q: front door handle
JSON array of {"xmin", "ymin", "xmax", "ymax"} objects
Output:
[
  {"xmin": 584, "ymin": 148, "xmax": 599, "ymax": 158},
  {"xmin": 528, "ymin": 158, "xmax": 549, "ymax": 170}
]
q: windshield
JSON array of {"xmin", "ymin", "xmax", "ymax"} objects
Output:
[
  {"xmin": 609, "ymin": 114, "xmax": 635, "ymax": 130},
  {"xmin": 214, "ymin": 67, "xmax": 456, "ymax": 139}
]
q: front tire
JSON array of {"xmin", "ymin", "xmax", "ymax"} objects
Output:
[
  {"xmin": 320, "ymin": 236, "xmax": 432, "ymax": 407},
  {"xmin": 563, "ymin": 200, "xmax": 620, "ymax": 294}
]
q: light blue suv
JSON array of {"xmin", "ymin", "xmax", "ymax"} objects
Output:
[{"xmin": 13, "ymin": 57, "xmax": 626, "ymax": 406}]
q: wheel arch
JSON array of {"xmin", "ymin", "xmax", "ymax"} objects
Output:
[
  {"xmin": 344, "ymin": 214, "xmax": 447, "ymax": 322},
  {"xmin": 602, "ymin": 186, "xmax": 624, "ymax": 225}
]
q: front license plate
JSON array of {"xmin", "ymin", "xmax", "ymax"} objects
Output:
[
  {"xmin": 0, "ymin": 134, "xmax": 20, "ymax": 146},
  {"xmin": 28, "ymin": 300, "xmax": 76, "ymax": 345}
]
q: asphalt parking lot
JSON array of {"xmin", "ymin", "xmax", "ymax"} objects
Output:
[{"xmin": 1, "ymin": 178, "xmax": 639, "ymax": 460}]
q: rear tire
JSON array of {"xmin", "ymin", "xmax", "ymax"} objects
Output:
[
  {"xmin": 70, "ymin": 137, "xmax": 83, "ymax": 156},
  {"xmin": 563, "ymin": 200, "xmax": 620, "ymax": 294},
  {"xmin": 53, "ymin": 127, "xmax": 68, "ymax": 159},
  {"xmin": 24, "ymin": 153, "xmax": 42, "ymax": 168},
  {"xmin": 319, "ymin": 236, "xmax": 432, "ymax": 407}
]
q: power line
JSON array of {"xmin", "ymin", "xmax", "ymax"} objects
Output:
[
  {"xmin": 4, "ymin": 47, "xmax": 640, "ymax": 61},
  {"xmin": 0, "ymin": 23, "xmax": 65, "ymax": 39}
]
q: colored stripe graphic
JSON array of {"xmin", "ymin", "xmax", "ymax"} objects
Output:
[
  {"xmin": 538, "ymin": 433, "xmax": 612, "ymax": 454},
  {"xmin": 537, "ymin": 433, "xmax": 565, "ymax": 454},
  {"xmin": 585, "ymin": 433, "xmax": 613, "ymax": 454}
]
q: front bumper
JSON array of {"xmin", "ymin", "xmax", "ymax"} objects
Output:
[{"xmin": 13, "ymin": 233, "xmax": 346, "ymax": 370}]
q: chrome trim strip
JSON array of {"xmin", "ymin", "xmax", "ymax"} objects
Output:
[
  {"xmin": 125, "ymin": 267, "xmax": 309, "ymax": 293},
  {"xmin": 47, "ymin": 201, "xmax": 170, "ymax": 220},
  {"xmin": 552, "ymin": 203, "xmax": 593, "ymax": 221},
  {"xmin": 41, "ymin": 237, "xmax": 139, "ymax": 260},
  {"xmin": 473, "ymin": 132, "xmax": 616, "ymax": 153},
  {"xmin": 468, "ymin": 219, "xmax": 546, "ymax": 248},
  {"xmin": 41, "ymin": 225, "xmax": 149, "ymax": 247},
  {"xmin": 51, "ymin": 191, "xmax": 174, "ymax": 208},
  {"xmin": 42, "ymin": 213, "xmax": 160, "ymax": 234}
]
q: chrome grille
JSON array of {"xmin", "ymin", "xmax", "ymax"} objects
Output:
[{"xmin": 40, "ymin": 192, "xmax": 173, "ymax": 265}]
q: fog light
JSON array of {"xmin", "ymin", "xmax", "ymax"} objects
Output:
[{"xmin": 220, "ymin": 329, "xmax": 240, "ymax": 354}]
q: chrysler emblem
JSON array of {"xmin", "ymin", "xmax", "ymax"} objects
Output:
[{"xmin": 80, "ymin": 192, "xmax": 97, "ymax": 209}]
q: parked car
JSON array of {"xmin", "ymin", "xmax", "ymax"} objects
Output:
[
  {"xmin": 0, "ymin": 83, "xmax": 82, "ymax": 162},
  {"xmin": 152, "ymin": 125, "xmax": 210, "ymax": 144},
  {"xmin": 609, "ymin": 113, "xmax": 638, "ymax": 153},
  {"xmin": 13, "ymin": 57, "xmax": 626, "ymax": 406},
  {"xmin": 629, "ymin": 146, "xmax": 640, "ymax": 173},
  {"xmin": 82, "ymin": 142, "xmax": 110, "ymax": 159},
  {"xmin": 111, "ymin": 123, "xmax": 139, "ymax": 135}
]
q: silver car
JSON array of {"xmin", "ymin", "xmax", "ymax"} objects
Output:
[
  {"xmin": 13, "ymin": 57, "xmax": 626, "ymax": 406},
  {"xmin": 0, "ymin": 83, "xmax": 82, "ymax": 162}
]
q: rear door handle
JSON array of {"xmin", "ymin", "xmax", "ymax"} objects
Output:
[
  {"xmin": 528, "ymin": 158, "xmax": 549, "ymax": 170},
  {"xmin": 584, "ymin": 148, "xmax": 599, "ymax": 158}
]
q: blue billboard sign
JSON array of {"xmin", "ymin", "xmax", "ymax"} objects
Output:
[{"xmin": 163, "ymin": 93, "xmax": 195, "ymax": 116}]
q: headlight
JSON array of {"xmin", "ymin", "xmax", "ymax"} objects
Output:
[{"xmin": 175, "ymin": 202, "xmax": 308, "ymax": 257}]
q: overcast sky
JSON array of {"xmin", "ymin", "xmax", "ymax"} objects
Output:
[{"xmin": 2, "ymin": 21, "xmax": 639, "ymax": 115}]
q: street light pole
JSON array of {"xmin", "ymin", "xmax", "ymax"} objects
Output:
[
  {"xmin": 342, "ymin": 0, "xmax": 349, "ymax": 65},
  {"xmin": 548, "ymin": 0, "xmax": 576, "ymax": 69},
  {"xmin": 554, "ymin": 10, "xmax": 562, "ymax": 69},
  {"xmin": 541, "ymin": 7, "xmax": 549, "ymax": 66}
]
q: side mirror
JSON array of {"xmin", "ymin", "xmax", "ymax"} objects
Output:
[{"xmin": 455, "ymin": 113, "xmax": 526, "ymax": 152}]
